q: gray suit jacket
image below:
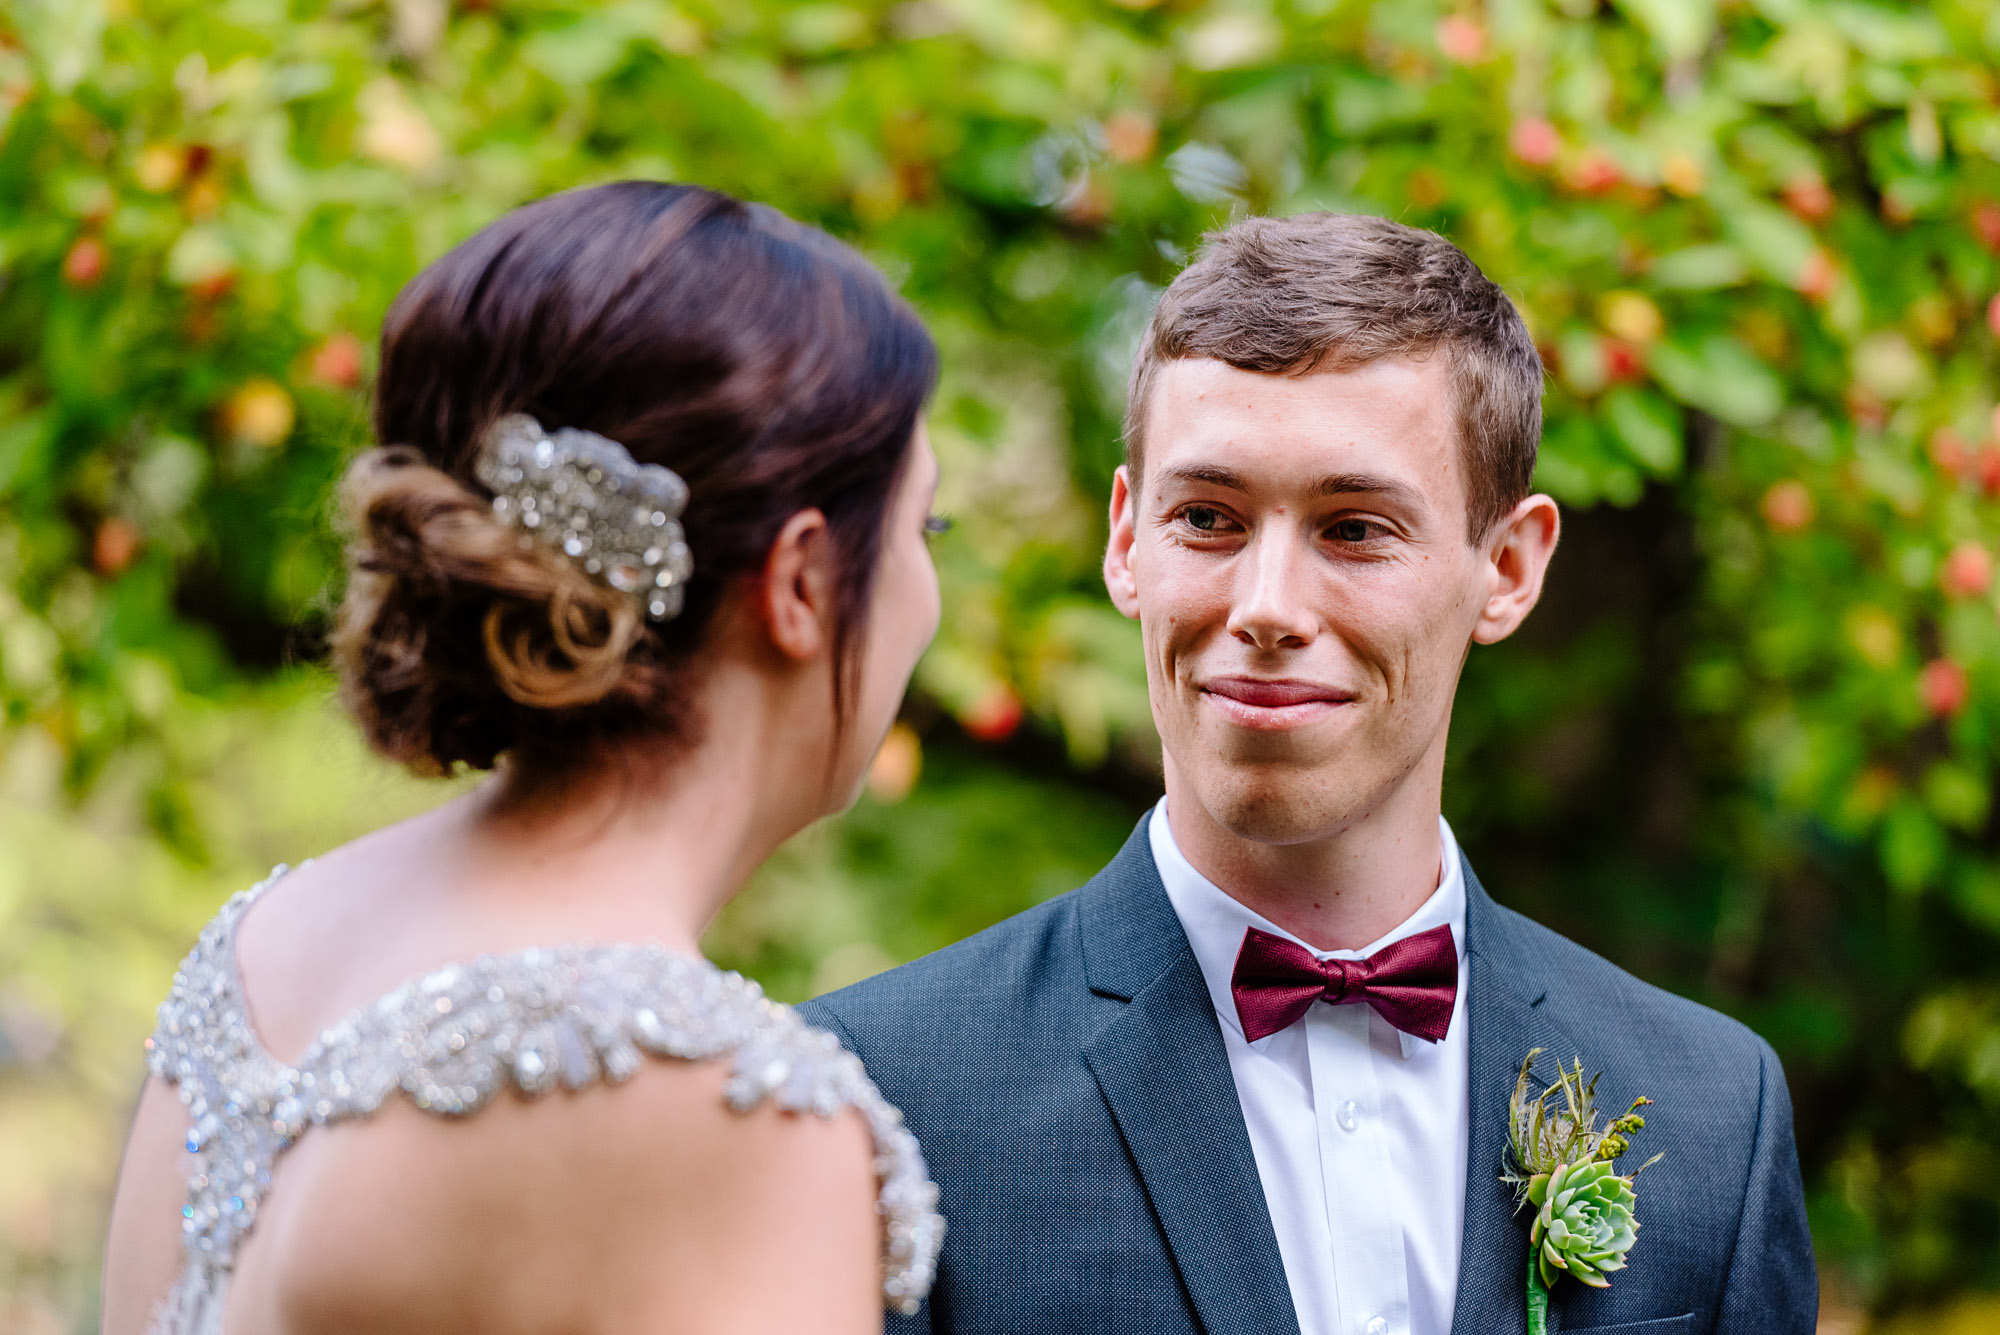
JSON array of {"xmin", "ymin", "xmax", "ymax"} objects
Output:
[{"xmin": 803, "ymin": 819, "xmax": 1816, "ymax": 1335}]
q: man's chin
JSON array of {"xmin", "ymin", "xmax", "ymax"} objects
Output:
[{"xmin": 1187, "ymin": 767, "xmax": 1370, "ymax": 848}]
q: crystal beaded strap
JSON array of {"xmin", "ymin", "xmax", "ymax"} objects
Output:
[
  {"xmin": 142, "ymin": 869, "xmax": 295, "ymax": 1335},
  {"xmin": 145, "ymin": 877, "xmax": 943, "ymax": 1331}
]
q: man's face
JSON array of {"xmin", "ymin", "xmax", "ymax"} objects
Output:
[{"xmin": 1105, "ymin": 355, "xmax": 1542, "ymax": 848}]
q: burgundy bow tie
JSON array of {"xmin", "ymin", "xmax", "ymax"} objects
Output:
[{"xmin": 1229, "ymin": 923, "xmax": 1458, "ymax": 1044}]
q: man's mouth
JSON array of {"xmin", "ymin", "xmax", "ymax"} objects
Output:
[{"xmin": 1199, "ymin": 677, "xmax": 1357, "ymax": 730}]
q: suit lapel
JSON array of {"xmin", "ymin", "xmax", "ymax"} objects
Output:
[
  {"xmin": 1078, "ymin": 822, "xmax": 1301, "ymax": 1335},
  {"xmin": 1074, "ymin": 827, "xmax": 1568, "ymax": 1335},
  {"xmin": 1451, "ymin": 859, "xmax": 1572, "ymax": 1335}
]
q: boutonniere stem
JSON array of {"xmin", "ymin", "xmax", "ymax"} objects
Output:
[{"xmin": 1501, "ymin": 1049, "xmax": 1662, "ymax": 1335}]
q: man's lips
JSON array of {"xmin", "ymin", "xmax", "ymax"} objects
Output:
[{"xmin": 1199, "ymin": 677, "xmax": 1356, "ymax": 729}]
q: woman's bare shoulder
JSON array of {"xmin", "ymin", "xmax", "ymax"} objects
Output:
[
  {"xmin": 235, "ymin": 1055, "xmax": 882, "ymax": 1335},
  {"xmin": 226, "ymin": 807, "xmax": 735, "ymax": 1066},
  {"xmin": 175, "ymin": 810, "xmax": 906, "ymax": 1332}
]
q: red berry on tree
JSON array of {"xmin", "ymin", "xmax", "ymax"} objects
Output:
[
  {"xmin": 92, "ymin": 517, "xmax": 141, "ymax": 576},
  {"xmin": 1845, "ymin": 384, "xmax": 1887, "ymax": 431},
  {"xmin": 1795, "ymin": 250, "xmax": 1836, "ymax": 302},
  {"xmin": 1059, "ymin": 176, "xmax": 1111, "ymax": 228},
  {"xmin": 1407, "ymin": 167, "xmax": 1447, "ymax": 209},
  {"xmin": 1782, "ymin": 175, "xmax": 1834, "ymax": 223},
  {"xmin": 962, "ymin": 685, "xmax": 1024, "ymax": 743},
  {"xmin": 1601, "ymin": 338, "xmax": 1644, "ymax": 383},
  {"xmin": 1920, "ymin": 658, "xmax": 1969, "ymax": 717},
  {"xmin": 1102, "ymin": 111, "xmax": 1156, "ymax": 165},
  {"xmin": 62, "ymin": 236, "xmax": 106, "ymax": 287},
  {"xmin": 1941, "ymin": 543, "xmax": 1993, "ymax": 599},
  {"xmin": 1509, "ymin": 119, "xmax": 1561, "ymax": 167},
  {"xmin": 1435, "ymin": 16, "xmax": 1485, "ymax": 63},
  {"xmin": 1928, "ymin": 427, "xmax": 1970, "ymax": 476},
  {"xmin": 1568, "ymin": 150, "xmax": 1622, "ymax": 194},
  {"xmin": 308, "ymin": 332, "xmax": 365, "ymax": 390},
  {"xmin": 1978, "ymin": 447, "xmax": 2000, "ymax": 498},
  {"xmin": 1977, "ymin": 202, "xmax": 2000, "ymax": 255},
  {"xmin": 1761, "ymin": 481, "xmax": 1814, "ymax": 533}
]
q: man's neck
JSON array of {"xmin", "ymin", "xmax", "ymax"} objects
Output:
[{"xmin": 1162, "ymin": 769, "xmax": 1445, "ymax": 953}]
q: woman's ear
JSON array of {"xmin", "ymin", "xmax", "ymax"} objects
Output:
[{"xmin": 756, "ymin": 508, "xmax": 834, "ymax": 661}]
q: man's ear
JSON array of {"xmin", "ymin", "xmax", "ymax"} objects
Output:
[
  {"xmin": 1472, "ymin": 493, "xmax": 1560, "ymax": 645},
  {"xmin": 1103, "ymin": 466, "xmax": 1141, "ymax": 620},
  {"xmin": 757, "ymin": 508, "xmax": 834, "ymax": 661}
]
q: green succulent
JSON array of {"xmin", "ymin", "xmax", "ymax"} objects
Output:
[
  {"xmin": 1527, "ymin": 1159, "xmax": 1640, "ymax": 1289},
  {"xmin": 1502, "ymin": 1050, "xmax": 1663, "ymax": 1335}
]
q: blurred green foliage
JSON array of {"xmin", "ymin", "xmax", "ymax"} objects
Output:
[{"xmin": 1, "ymin": 0, "xmax": 1999, "ymax": 1328}]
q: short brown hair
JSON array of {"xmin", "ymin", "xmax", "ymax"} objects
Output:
[
  {"xmin": 1124, "ymin": 213, "xmax": 1542, "ymax": 539},
  {"xmin": 335, "ymin": 182, "xmax": 936, "ymax": 775}
]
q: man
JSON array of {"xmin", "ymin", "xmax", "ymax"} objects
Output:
[{"xmin": 804, "ymin": 214, "xmax": 1815, "ymax": 1335}]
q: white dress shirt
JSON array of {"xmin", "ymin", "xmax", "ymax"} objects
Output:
[{"xmin": 1149, "ymin": 799, "xmax": 1471, "ymax": 1335}]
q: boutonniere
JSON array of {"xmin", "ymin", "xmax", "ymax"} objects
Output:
[{"xmin": 1501, "ymin": 1048, "xmax": 1662, "ymax": 1335}]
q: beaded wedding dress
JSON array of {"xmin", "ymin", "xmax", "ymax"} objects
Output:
[{"xmin": 142, "ymin": 866, "xmax": 943, "ymax": 1335}]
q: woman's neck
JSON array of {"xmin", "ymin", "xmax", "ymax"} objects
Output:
[{"xmin": 439, "ymin": 671, "xmax": 828, "ymax": 954}]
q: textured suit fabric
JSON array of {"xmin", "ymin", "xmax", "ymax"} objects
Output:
[{"xmin": 803, "ymin": 819, "xmax": 1817, "ymax": 1335}]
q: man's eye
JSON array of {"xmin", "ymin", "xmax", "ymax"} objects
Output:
[
  {"xmin": 1328, "ymin": 518, "xmax": 1381, "ymax": 543},
  {"xmin": 1183, "ymin": 506, "xmax": 1225, "ymax": 531}
]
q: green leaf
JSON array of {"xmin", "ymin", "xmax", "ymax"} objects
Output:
[
  {"xmin": 1648, "ymin": 335, "xmax": 1785, "ymax": 426},
  {"xmin": 1613, "ymin": 0, "xmax": 1718, "ymax": 62},
  {"xmin": 1721, "ymin": 200, "xmax": 1818, "ymax": 287},
  {"xmin": 1648, "ymin": 245, "xmax": 1749, "ymax": 291},
  {"xmin": 1923, "ymin": 763, "xmax": 1988, "ymax": 833},
  {"xmin": 1601, "ymin": 389, "xmax": 1682, "ymax": 474},
  {"xmin": 1881, "ymin": 799, "xmax": 1947, "ymax": 895},
  {"xmin": 0, "ymin": 404, "xmax": 55, "ymax": 495},
  {"xmin": 520, "ymin": 17, "xmax": 638, "ymax": 85}
]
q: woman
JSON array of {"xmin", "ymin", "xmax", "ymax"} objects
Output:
[{"xmin": 102, "ymin": 182, "xmax": 945, "ymax": 1334}]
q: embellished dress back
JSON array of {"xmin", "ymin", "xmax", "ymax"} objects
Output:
[{"xmin": 142, "ymin": 867, "xmax": 943, "ymax": 1334}]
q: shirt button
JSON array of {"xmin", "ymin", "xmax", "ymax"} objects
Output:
[
  {"xmin": 1363, "ymin": 1317, "xmax": 1390, "ymax": 1335},
  {"xmin": 1336, "ymin": 1099, "xmax": 1360, "ymax": 1132}
]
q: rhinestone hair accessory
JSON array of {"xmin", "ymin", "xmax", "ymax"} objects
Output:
[{"xmin": 474, "ymin": 413, "xmax": 695, "ymax": 621}]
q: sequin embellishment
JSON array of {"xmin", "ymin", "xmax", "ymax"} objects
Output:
[{"xmin": 143, "ymin": 868, "xmax": 942, "ymax": 1333}]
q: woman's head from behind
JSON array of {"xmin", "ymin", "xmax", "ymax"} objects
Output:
[{"xmin": 336, "ymin": 182, "xmax": 941, "ymax": 815}]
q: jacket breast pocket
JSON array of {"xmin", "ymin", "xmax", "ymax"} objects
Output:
[{"xmin": 1562, "ymin": 1316, "xmax": 1695, "ymax": 1334}]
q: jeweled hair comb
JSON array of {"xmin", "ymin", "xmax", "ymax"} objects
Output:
[{"xmin": 473, "ymin": 413, "xmax": 695, "ymax": 621}]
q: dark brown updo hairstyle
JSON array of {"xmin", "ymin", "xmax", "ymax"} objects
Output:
[{"xmin": 333, "ymin": 182, "xmax": 939, "ymax": 775}]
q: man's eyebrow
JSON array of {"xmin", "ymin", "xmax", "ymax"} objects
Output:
[
  {"xmin": 1312, "ymin": 472, "xmax": 1429, "ymax": 512},
  {"xmin": 1155, "ymin": 462, "xmax": 1430, "ymax": 514},
  {"xmin": 1152, "ymin": 462, "xmax": 1249, "ymax": 491}
]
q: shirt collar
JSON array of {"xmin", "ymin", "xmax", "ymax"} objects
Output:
[{"xmin": 1149, "ymin": 797, "xmax": 1467, "ymax": 1057}]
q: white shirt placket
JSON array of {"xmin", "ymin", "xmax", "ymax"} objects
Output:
[
  {"xmin": 1149, "ymin": 799, "xmax": 1469, "ymax": 1335},
  {"xmin": 1307, "ymin": 1000, "xmax": 1411, "ymax": 1335}
]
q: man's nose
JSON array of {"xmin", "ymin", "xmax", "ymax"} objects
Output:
[{"xmin": 1226, "ymin": 527, "xmax": 1319, "ymax": 650}]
